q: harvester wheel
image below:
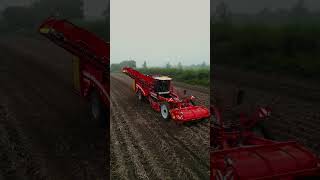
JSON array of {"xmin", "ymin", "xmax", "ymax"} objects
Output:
[
  {"xmin": 160, "ymin": 102, "xmax": 170, "ymax": 120},
  {"xmin": 253, "ymin": 126, "xmax": 265, "ymax": 138},
  {"xmin": 253, "ymin": 120, "xmax": 273, "ymax": 139},
  {"xmin": 89, "ymin": 90, "xmax": 107, "ymax": 127},
  {"xmin": 136, "ymin": 90, "xmax": 143, "ymax": 101}
]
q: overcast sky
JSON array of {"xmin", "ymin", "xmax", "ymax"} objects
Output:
[
  {"xmin": 111, "ymin": 0, "xmax": 210, "ymax": 67},
  {"xmin": 212, "ymin": 0, "xmax": 320, "ymax": 14}
]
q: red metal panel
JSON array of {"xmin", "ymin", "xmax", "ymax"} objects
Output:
[
  {"xmin": 211, "ymin": 105, "xmax": 320, "ymax": 180},
  {"xmin": 122, "ymin": 67, "xmax": 154, "ymax": 86},
  {"xmin": 39, "ymin": 17, "xmax": 109, "ymax": 66},
  {"xmin": 39, "ymin": 17, "xmax": 110, "ymax": 107},
  {"xmin": 170, "ymin": 106, "xmax": 210, "ymax": 122},
  {"xmin": 211, "ymin": 141, "xmax": 320, "ymax": 179}
]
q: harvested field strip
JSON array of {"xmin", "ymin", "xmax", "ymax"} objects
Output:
[{"xmin": 110, "ymin": 73, "xmax": 210, "ymax": 179}]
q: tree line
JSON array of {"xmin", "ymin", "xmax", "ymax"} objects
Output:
[
  {"xmin": 1, "ymin": 0, "xmax": 83, "ymax": 30},
  {"xmin": 212, "ymin": 0, "xmax": 320, "ymax": 79},
  {"xmin": 213, "ymin": 0, "xmax": 320, "ymax": 25},
  {"xmin": 110, "ymin": 60, "xmax": 209, "ymax": 86},
  {"xmin": 0, "ymin": 0, "xmax": 109, "ymax": 41}
]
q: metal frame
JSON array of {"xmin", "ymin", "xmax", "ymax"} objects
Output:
[
  {"xmin": 210, "ymin": 106, "xmax": 320, "ymax": 180},
  {"xmin": 39, "ymin": 17, "xmax": 110, "ymax": 108}
]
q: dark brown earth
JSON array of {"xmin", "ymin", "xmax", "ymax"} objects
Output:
[
  {"xmin": 3, "ymin": 35, "xmax": 316, "ymax": 179},
  {"xmin": 211, "ymin": 65, "xmax": 320, "ymax": 155},
  {"xmin": 0, "ymin": 36, "xmax": 108, "ymax": 180},
  {"xmin": 110, "ymin": 73, "xmax": 210, "ymax": 180}
]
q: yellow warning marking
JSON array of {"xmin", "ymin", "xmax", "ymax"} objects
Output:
[{"xmin": 39, "ymin": 28, "xmax": 50, "ymax": 34}]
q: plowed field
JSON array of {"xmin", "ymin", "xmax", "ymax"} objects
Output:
[
  {"xmin": 0, "ymin": 36, "xmax": 107, "ymax": 179},
  {"xmin": 110, "ymin": 73, "xmax": 210, "ymax": 180}
]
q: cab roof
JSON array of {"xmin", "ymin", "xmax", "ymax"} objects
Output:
[{"xmin": 153, "ymin": 76, "xmax": 172, "ymax": 81}]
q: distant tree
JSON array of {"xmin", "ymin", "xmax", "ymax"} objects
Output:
[
  {"xmin": 292, "ymin": 0, "xmax": 308, "ymax": 14},
  {"xmin": 110, "ymin": 63, "xmax": 122, "ymax": 72},
  {"xmin": 259, "ymin": 7, "xmax": 272, "ymax": 16},
  {"xmin": 290, "ymin": 0, "xmax": 308, "ymax": 22},
  {"xmin": 214, "ymin": 1, "xmax": 231, "ymax": 24},
  {"xmin": 32, "ymin": 0, "xmax": 84, "ymax": 21},
  {"xmin": 2, "ymin": 6, "xmax": 34, "ymax": 29},
  {"xmin": 102, "ymin": 3, "xmax": 110, "ymax": 17},
  {"xmin": 258, "ymin": 7, "xmax": 272, "ymax": 21},
  {"xmin": 2, "ymin": 0, "xmax": 84, "ymax": 30},
  {"xmin": 110, "ymin": 60, "xmax": 136, "ymax": 72},
  {"xmin": 142, "ymin": 61, "xmax": 147, "ymax": 68},
  {"xmin": 120, "ymin": 60, "xmax": 136, "ymax": 68},
  {"xmin": 177, "ymin": 62, "xmax": 183, "ymax": 70},
  {"xmin": 102, "ymin": 3, "xmax": 110, "ymax": 41},
  {"xmin": 201, "ymin": 61, "xmax": 207, "ymax": 68},
  {"xmin": 275, "ymin": 8, "xmax": 290, "ymax": 16},
  {"xmin": 166, "ymin": 62, "xmax": 172, "ymax": 69}
]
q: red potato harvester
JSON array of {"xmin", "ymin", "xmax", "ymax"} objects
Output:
[
  {"xmin": 210, "ymin": 101, "xmax": 320, "ymax": 180},
  {"xmin": 122, "ymin": 67, "xmax": 210, "ymax": 122},
  {"xmin": 39, "ymin": 17, "xmax": 110, "ymax": 125}
]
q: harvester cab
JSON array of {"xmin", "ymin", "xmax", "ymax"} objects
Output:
[
  {"xmin": 153, "ymin": 76, "xmax": 172, "ymax": 95},
  {"xmin": 153, "ymin": 76, "xmax": 196, "ymax": 106}
]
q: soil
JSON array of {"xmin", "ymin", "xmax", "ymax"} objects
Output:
[
  {"xmin": 110, "ymin": 73, "xmax": 210, "ymax": 180},
  {"xmin": 0, "ymin": 35, "xmax": 210, "ymax": 180},
  {"xmin": 0, "ymin": 36, "xmax": 108, "ymax": 180}
]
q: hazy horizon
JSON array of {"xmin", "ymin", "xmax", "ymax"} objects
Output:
[
  {"xmin": 111, "ymin": 0, "xmax": 210, "ymax": 67},
  {"xmin": 211, "ymin": 0, "xmax": 320, "ymax": 14},
  {"xmin": 0, "ymin": 0, "xmax": 108, "ymax": 19}
]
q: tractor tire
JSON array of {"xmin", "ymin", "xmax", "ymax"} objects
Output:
[
  {"xmin": 136, "ymin": 90, "xmax": 143, "ymax": 102},
  {"xmin": 253, "ymin": 125, "xmax": 265, "ymax": 138},
  {"xmin": 89, "ymin": 90, "xmax": 107, "ymax": 128},
  {"xmin": 160, "ymin": 102, "xmax": 171, "ymax": 120},
  {"xmin": 253, "ymin": 120, "xmax": 273, "ymax": 140}
]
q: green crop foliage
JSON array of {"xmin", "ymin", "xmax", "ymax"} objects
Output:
[
  {"xmin": 212, "ymin": 23, "xmax": 320, "ymax": 79},
  {"xmin": 137, "ymin": 67, "xmax": 209, "ymax": 87}
]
